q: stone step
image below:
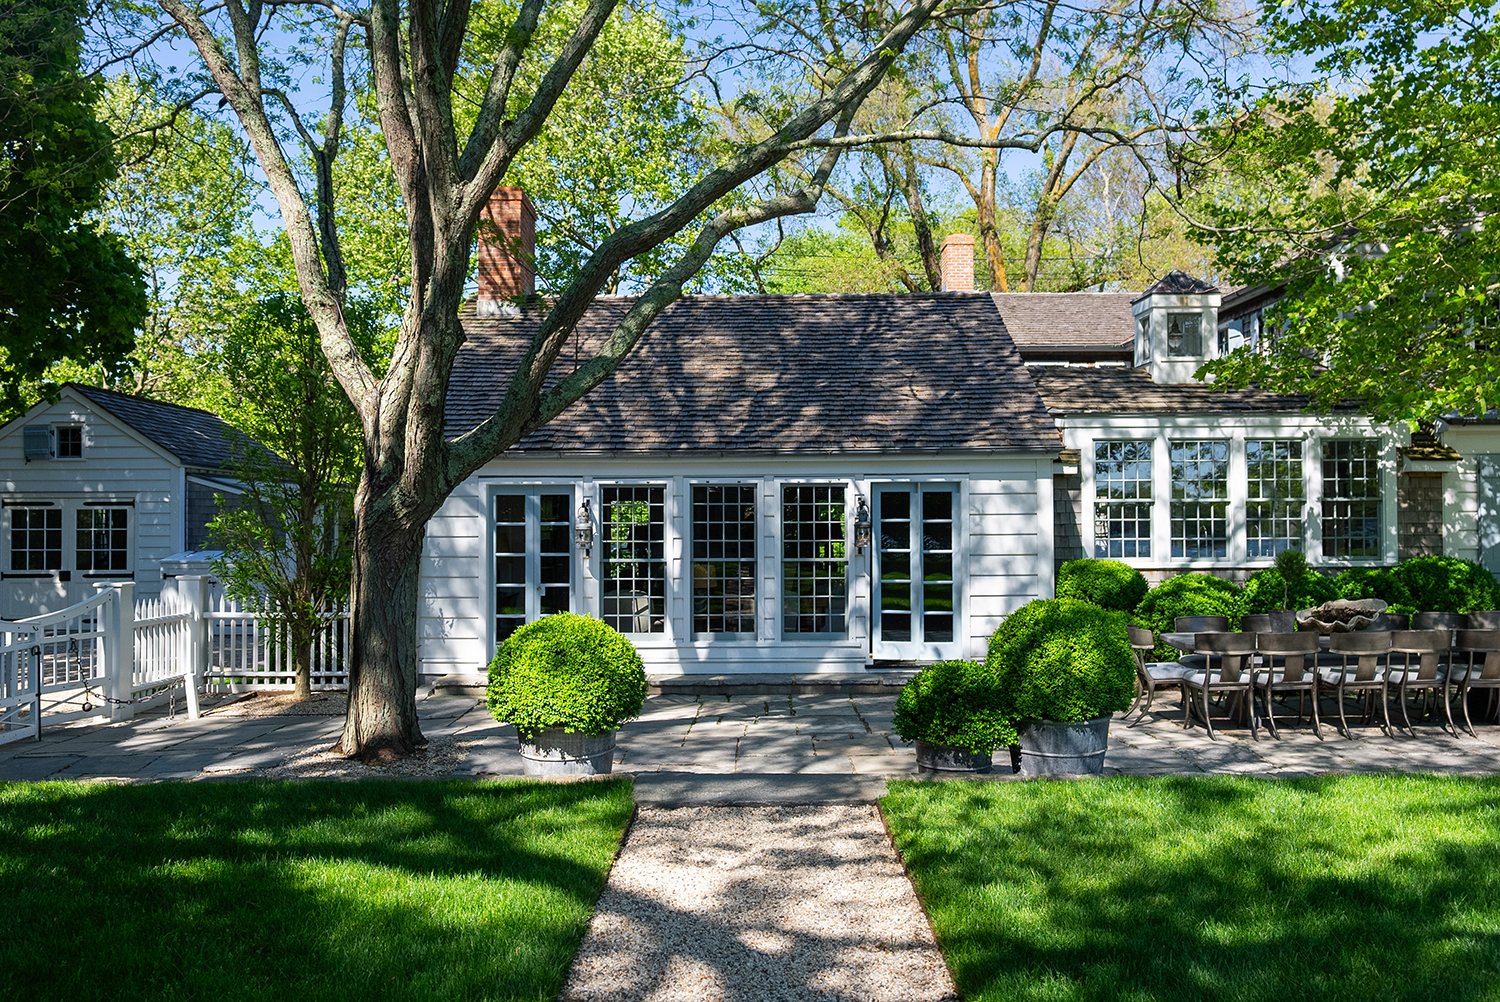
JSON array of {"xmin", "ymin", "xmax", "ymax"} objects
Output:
[{"xmin": 427, "ymin": 671, "xmax": 919, "ymax": 699}]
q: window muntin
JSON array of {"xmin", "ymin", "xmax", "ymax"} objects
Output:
[
  {"xmin": 54, "ymin": 426, "xmax": 82, "ymax": 458},
  {"xmin": 1094, "ymin": 440, "xmax": 1152, "ymax": 558},
  {"xmin": 602, "ymin": 486, "xmax": 666, "ymax": 633},
  {"xmin": 1170, "ymin": 440, "xmax": 1229, "ymax": 559},
  {"xmin": 1247, "ymin": 440, "xmax": 1304, "ymax": 557},
  {"xmin": 1166, "ymin": 312, "xmax": 1203, "ymax": 356},
  {"xmin": 76, "ymin": 507, "xmax": 128, "ymax": 572},
  {"xmin": 782, "ymin": 484, "xmax": 847, "ymax": 636},
  {"xmin": 10, "ymin": 507, "xmax": 62, "ymax": 571},
  {"xmin": 877, "ymin": 488, "xmax": 955, "ymax": 645},
  {"xmin": 1323, "ymin": 439, "xmax": 1382, "ymax": 558},
  {"xmin": 692, "ymin": 484, "xmax": 756, "ymax": 637}
]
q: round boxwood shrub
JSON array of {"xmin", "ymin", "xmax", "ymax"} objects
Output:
[
  {"xmin": 1388, "ymin": 556, "xmax": 1500, "ymax": 614},
  {"xmin": 1131, "ymin": 572, "xmax": 1245, "ymax": 661},
  {"xmin": 892, "ymin": 660, "xmax": 1009, "ymax": 754},
  {"xmin": 486, "ymin": 613, "xmax": 648, "ymax": 737},
  {"xmin": 1242, "ymin": 567, "xmax": 1338, "ymax": 615},
  {"xmin": 985, "ymin": 598, "xmax": 1135, "ymax": 740},
  {"xmin": 1056, "ymin": 558, "xmax": 1149, "ymax": 612}
]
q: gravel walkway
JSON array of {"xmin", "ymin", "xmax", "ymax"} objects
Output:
[{"xmin": 561, "ymin": 805, "xmax": 957, "ymax": 1002}]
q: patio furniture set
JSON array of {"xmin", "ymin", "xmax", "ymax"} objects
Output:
[{"xmin": 1128, "ymin": 612, "xmax": 1500, "ymax": 740}]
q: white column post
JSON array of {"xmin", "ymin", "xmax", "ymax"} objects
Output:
[
  {"xmin": 178, "ymin": 575, "xmax": 207, "ymax": 719},
  {"xmin": 109, "ymin": 581, "xmax": 135, "ymax": 721}
]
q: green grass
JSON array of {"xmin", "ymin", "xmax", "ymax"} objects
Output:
[
  {"xmin": 882, "ymin": 776, "xmax": 1500, "ymax": 1002},
  {"xmin": 0, "ymin": 779, "xmax": 634, "ymax": 1002}
]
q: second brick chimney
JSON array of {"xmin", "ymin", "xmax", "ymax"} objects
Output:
[
  {"xmin": 476, "ymin": 186, "xmax": 537, "ymax": 316},
  {"xmin": 940, "ymin": 233, "xmax": 975, "ymax": 292}
]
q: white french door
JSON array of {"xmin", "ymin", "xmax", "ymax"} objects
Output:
[
  {"xmin": 493, "ymin": 490, "xmax": 573, "ymax": 643},
  {"xmin": 872, "ymin": 485, "xmax": 960, "ymax": 660}
]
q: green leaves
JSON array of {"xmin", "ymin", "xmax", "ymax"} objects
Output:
[
  {"xmin": 987, "ymin": 599, "xmax": 1136, "ymax": 730},
  {"xmin": 893, "ymin": 659, "xmax": 1012, "ymax": 753},
  {"xmin": 1056, "ymin": 558, "xmax": 1150, "ymax": 612},
  {"xmin": 486, "ymin": 613, "xmax": 649, "ymax": 737}
]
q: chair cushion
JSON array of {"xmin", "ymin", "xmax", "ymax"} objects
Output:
[
  {"xmin": 1385, "ymin": 669, "xmax": 1447, "ymax": 685},
  {"xmin": 1145, "ymin": 662, "xmax": 1195, "ymax": 681}
]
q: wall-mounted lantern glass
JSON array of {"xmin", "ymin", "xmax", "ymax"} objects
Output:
[
  {"xmin": 854, "ymin": 496, "xmax": 872, "ymax": 554},
  {"xmin": 575, "ymin": 498, "xmax": 594, "ymax": 556}
]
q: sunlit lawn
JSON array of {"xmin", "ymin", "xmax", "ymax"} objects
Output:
[
  {"xmin": 0, "ymin": 778, "xmax": 634, "ymax": 1002},
  {"xmin": 883, "ymin": 775, "xmax": 1500, "ymax": 1002}
]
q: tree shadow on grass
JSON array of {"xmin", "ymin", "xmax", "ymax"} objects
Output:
[
  {"xmin": 884, "ymin": 775, "xmax": 1500, "ymax": 1002},
  {"xmin": 0, "ymin": 778, "xmax": 635, "ymax": 1002}
]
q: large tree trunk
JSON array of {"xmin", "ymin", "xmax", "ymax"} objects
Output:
[
  {"xmin": 976, "ymin": 153, "xmax": 1010, "ymax": 292},
  {"xmin": 334, "ymin": 494, "xmax": 428, "ymax": 762}
]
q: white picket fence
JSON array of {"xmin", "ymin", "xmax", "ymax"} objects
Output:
[{"xmin": 0, "ymin": 576, "xmax": 349, "ymax": 744}]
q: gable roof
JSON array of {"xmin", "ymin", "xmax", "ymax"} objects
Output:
[
  {"xmin": 1132, "ymin": 271, "xmax": 1219, "ymax": 302},
  {"xmin": 447, "ymin": 293, "xmax": 1063, "ymax": 454},
  {"xmin": 68, "ymin": 384, "xmax": 249, "ymax": 470},
  {"xmin": 1028, "ymin": 367, "xmax": 1350, "ymax": 414},
  {"xmin": 991, "ymin": 292, "xmax": 1136, "ymax": 356}
]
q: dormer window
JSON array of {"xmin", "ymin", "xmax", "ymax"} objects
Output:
[
  {"xmin": 1166, "ymin": 313, "xmax": 1203, "ymax": 357},
  {"xmin": 55, "ymin": 425, "xmax": 82, "ymax": 458}
]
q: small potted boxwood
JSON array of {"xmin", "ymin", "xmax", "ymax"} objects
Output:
[
  {"xmin": 486, "ymin": 613, "xmax": 648, "ymax": 775},
  {"xmin": 987, "ymin": 598, "xmax": 1134, "ymax": 776},
  {"xmin": 893, "ymin": 659, "xmax": 1007, "ymax": 773}
]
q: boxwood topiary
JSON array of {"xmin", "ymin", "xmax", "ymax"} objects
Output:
[
  {"xmin": 985, "ymin": 598, "xmax": 1135, "ymax": 741},
  {"xmin": 1387, "ymin": 556, "xmax": 1500, "ymax": 614},
  {"xmin": 1242, "ymin": 567, "xmax": 1338, "ymax": 615},
  {"xmin": 1131, "ymin": 573, "xmax": 1245, "ymax": 661},
  {"xmin": 1056, "ymin": 558, "xmax": 1149, "ymax": 612},
  {"xmin": 486, "ymin": 613, "xmax": 648, "ymax": 737},
  {"xmin": 892, "ymin": 660, "xmax": 1010, "ymax": 754}
]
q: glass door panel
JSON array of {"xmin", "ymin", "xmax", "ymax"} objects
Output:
[
  {"xmin": 875, "ymin": 486, "xmax": 958, "ymax": 654},
  {"xmin": 921, "ymin": 491, "xmax": 955, "ymax": 643},
  {"xmin": 494, "ymin": 491, "xmax": 573, "ymax": 644},
  {"xmin": 877, "ymin": 491, "xmax": 913, "ymax": 642}
]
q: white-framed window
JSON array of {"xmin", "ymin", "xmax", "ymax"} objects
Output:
[
  {"xmin": 781, "ymin": 484, "xmax": 847, "ymax": 636},
  {"xmin": 8, "ymin": 505, "xmax": 62, "ymax": 571},
  {"xmin": 54, "ymin": 425, "xmax": 83, "ymax": 459},
  {"xmin": 1094, "ymin": 440, "xmax": 1153, "ymax": 558},
  {"xmin": 1322, "ymin": 439, "xmax": 1382, "ymax": 559},
  {"xmin": 1246, "ymin": 440, "xmax": 1304, "ymax": 556},
  {"xmin": 1166, "ymin": 313, "xmax": 1203, "ymax": 356},
  {"xmin": 76, "ymin": 506, "xmax": 129, "ymax": 573},
  {"xmin": 1170, "ymin": 440, "xmax": 1229, "ymax": 559},
  {"xmin": 691, "ymin": 484, "xmax": 756, "ymax": 638},
  {"xmin": 601, "ymin": 485, "xmax": 666, "ymax": 634}
]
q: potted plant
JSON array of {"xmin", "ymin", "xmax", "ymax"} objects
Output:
[
  {"xmin": 986, "ymin": 598, "xmax": 1135, "ymax": 776},
  {"xmin": 486, "ymin": 613, "xmax": 648, "ymax": 775},
  {"xmin": 893, "ymin": 659, "xmax": 1007, "ymax": 773}
]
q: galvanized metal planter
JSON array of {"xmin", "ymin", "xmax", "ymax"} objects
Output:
[
  {"xmin": 518, "ymin": 727, "xmax": 616, "ymax": 776},
  {"xmin": 914, "ymin": 740, "xmax": 993, "ymax": 774},
  {"xmin": 1016, "ymin": 716, "xmax": 1111, "ymax": 776}
]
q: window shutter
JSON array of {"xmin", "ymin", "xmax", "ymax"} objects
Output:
[{"xmin": 23, "ymin": 425, "xmax": 54, "ymax": 460}]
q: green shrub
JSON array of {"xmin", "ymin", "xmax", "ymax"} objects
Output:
[
  {"xmin": 985, "ymin": 598, "xmax": 1135, "ymax": 741},
  {"xmin": 486, "ymin": 613, "xmax": 648, "ymax": 737},
  {"xmin": 1056, "ymin": 559, "xmax": 1149, "ymax": 611},
  {"xmin": 893, "ymin": 660, "xmax": 1010, "ymax": 754},
  {"xmin": 1333, "ymin": 566, "xmax": 1405, "ymax": 604},
  {"xmin": 1242, "ymin": 567, "xmax": 1338, "ymax": 614},
  {"xmin": 1131, "ymin": 573, "xmax": 1245, "ymax": 661},
  {"xmin": 1388, "ymin": 556, "xmax": 1500, "ymax": 614}
]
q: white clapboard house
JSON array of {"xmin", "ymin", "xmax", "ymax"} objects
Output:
[{"xmin": 0, "ymin": 385, "xmax": 251, "ymax": 619}]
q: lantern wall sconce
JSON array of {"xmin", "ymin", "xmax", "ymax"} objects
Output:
[
  {"xmin": 853, "ymin": 496, "xmax": 872, "ymax": 554},
  {"xmin": 575, "ymin": 498, "xmax": 595, "ymax": 556}
]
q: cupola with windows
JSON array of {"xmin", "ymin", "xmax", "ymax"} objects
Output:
[{"xmin": 1131, "ymin": 271, "xmax": 1221, "ymax": 384}]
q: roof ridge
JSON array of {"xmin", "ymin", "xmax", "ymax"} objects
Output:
[{"xmin": 68, "ymin": 382, "xmax": 231, "ymax": 423}]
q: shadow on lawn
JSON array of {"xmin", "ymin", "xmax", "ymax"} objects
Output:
[
  {"xmin": 885, "ymin": 775, "xmax": 1500, "ymax": 1002},
  {"xmin": 0, "ymin": 779, "xmax": 634, "ymax": 1002}
]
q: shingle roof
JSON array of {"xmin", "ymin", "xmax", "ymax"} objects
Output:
[
  {"xmin": 1029, "ymin": 367, "xmax": 1341, "ymax": 414},
  {"xmin": 70, "ymin": 384, "xmax": 251, "ymax": 470},
  {"xmin": 1132, "ymin": 271, "xmax": 1219, "ymax": 302},
  {"xmin": 448, "ymin": 293, "xmax": 1063, "ymax": 454},
  {"xmin": 991, "ymin": 292, "xmax": 1136, "ymax": 352}
]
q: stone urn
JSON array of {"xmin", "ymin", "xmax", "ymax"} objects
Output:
[
  {"xmin": 518, "ymin": 727, "xmax": 616, "ymax": 776},
  {"xmin": 1016, "ymin": 716, "xmax": 1111, "ymax": 776},
  {"xmin": 914, "ymin": 740, "xmax": 993, "ymax": 774}
]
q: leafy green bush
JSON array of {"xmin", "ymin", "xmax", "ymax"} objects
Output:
[
  {"xmin": 893, "ymin": 660, "xmax": 1009, "ymax": 754},
  {"xmin": 487, "ymin": 614, "xmax": 648, "ymax": 737},
  {"xmin": 1242, "ymin": 567, "xmax": 1338, "ymax": 614},
  {"xmin": 1056, "ymin": 559, "xmax": 1149, "ymax": 612},
  {"xmin": 1389, "ymin": 556, "xmax": 1500, "ymax": 614},
  {"xmin": 985, "ymin": 599, "xmax": 1135, "ymax": 741},
  {"xmin": 1333, "ymin": 566, "xmax": 1405, "ymax": 604},
  {"xmin": 1131, "ymin": 573, "xmax": 1245, "ymax": 661}
]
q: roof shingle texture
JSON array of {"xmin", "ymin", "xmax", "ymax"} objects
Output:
[
  {"xmin": 448, "ymin": 293, "xmax": 1062, "ymax": 454},
  {"xmin": 1030, "ymin": 367, "xmax": 1337, "ymax": 414},
  {"xmin": 990, "ymin": 292, "xmax": 1136, "ymax": 349},
  {"xmin": 1134, "ymin": 271, "xmax": 1219, "ymax": 300},
  {"xmin": 71, "ymin": 384, "xmax": 248, "ymax": 470}
]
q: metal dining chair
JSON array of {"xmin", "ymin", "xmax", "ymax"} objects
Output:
[
  {"xmin": 1127, "ymin": 625, "xmax": 1193, "ymax": 725},
  {"xmin": 1453, "ymin": 629, "xmax": 1500, "ymax": 735},
  {"xmin": 1254, "ymin": 631, "xmax": 1323, "ymax": 739},
  {"xmin": 1324, "ymin": 631, "xmax": 1394, "ymax": 737},
  {"xmin": 1181, "ymin": 631, "xmax": 1258, "ymax": 740},
  {"xmin": 1383, "ymin": 630, "xmax": 1455, "ymax": 735}
]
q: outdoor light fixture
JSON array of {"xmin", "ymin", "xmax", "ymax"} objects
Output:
[
  {"xmin": 854, "ymin": 497, "xmax": 872, "ymax": 554},
  {"xmin": 575, "ymin": 498, "xmax": 595, "ymax": 556}
]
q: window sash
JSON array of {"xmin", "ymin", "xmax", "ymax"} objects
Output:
[
  {"xmin": 1322, "ymin": 440, "xmax": 1382, "ymax": 558},
  {"xmin": 10, "ymin": 507, "xmax": 62, "ymax": 571},
  {"xmin": 1170, "ymin": 440, "xmax": 1229, "ymax": 559},
  {"xmin": 781, "ymin": 484, "xmax": 847, "ymax": 636},
  {"xmin": 1094, "ymin": 440, "xmax": 1152, "ymax": 558},
  {"xmin": 692, "ymin": 484, "xmax": 756, "ymax": 638},
  {"xmin": 602, "ymin": 486, "xmax": 666, "ymax": 633},
  {"xmin": 1246, "ymin": 439, "xmax": 1304, "ymax": 557},
  {"xmin": 76, "ymin": 507, "xmax": 128, "ymax": 572}
]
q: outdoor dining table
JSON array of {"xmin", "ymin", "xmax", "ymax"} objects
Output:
[{"xmin": 1161, "ymin": 632, "xmax": 1334, "ymax": 653}]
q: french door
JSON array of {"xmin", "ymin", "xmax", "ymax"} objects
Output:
[
  {"xmin": 873, "ymin": 485, "xmax": 959, "ymax": 659},
  {"xmin": 494, "ymin": 491, "xmax": 573, "ymax": 643}
]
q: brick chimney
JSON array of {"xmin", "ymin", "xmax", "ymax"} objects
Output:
[
  {"xmin": 940, "ymin": 233, "xmax": 975, "ymax": 292},
  {"xmin": 476, "ymin": 186, "xmax": 537, "ymax": 316}
]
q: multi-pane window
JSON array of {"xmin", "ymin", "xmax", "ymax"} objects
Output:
[
  {"xmin": 10, "ymin": 507, "xmax": 62, "ymax": 571},
  {"xmin": 1323, "ymin": 440, "xmax": 1382, "ymax": 558},
  {"xmin": 602, "ymin": 486, "xmax": 666, "ymax": 633},
  {"xmin": 1247, "ymin": 440, "xmax": 1304, "ymax": 556},
  {"xmin": 1170, "ymin": 440, "xmax": 1229, "ymax": 558},
  {"xmin": 692, "ymin": 485, "xmax": 756, "ymax": 637},
  {"xmin": 55, "ymin": 426, "xmax": 82, "ymax": 458},
  {"xmin": 76, "ymin": 507, "xmax": 128, "ymax": 572},
  {"xmin": 1166, "ymin": 313, "xmax": 1203, "ymax": 356},
  {"xmin": 782, "ymin": 485, "xmax": 847, "ymax": 635},
  {"xmin": 1094, "ymin": 440, "xmax": 1153, "ymax": 558},
  {"xmin": 877, "ymin": 488, "xmax": 955, "ymax": 645}
]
